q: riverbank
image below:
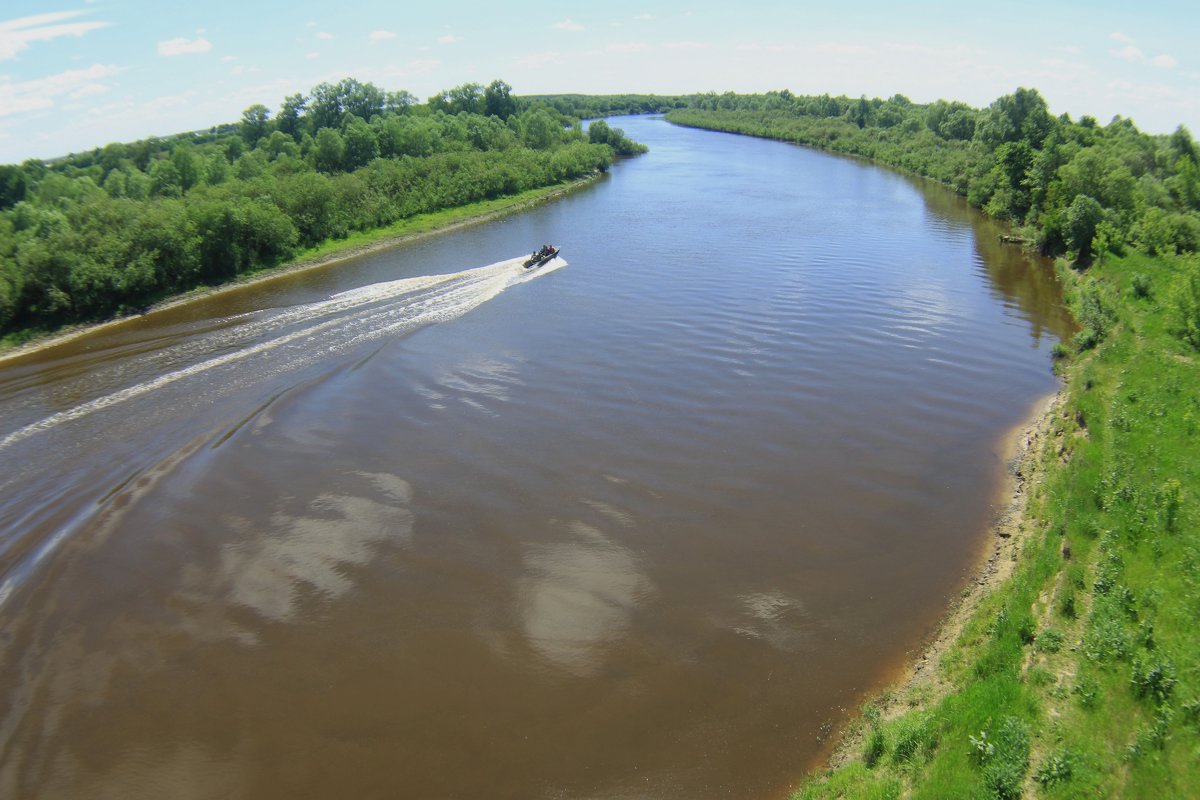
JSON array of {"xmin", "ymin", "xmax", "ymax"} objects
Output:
[
  {"xmin": 813, "ymin": 389, "xmax": 1062, "ymax": 770},
  {"xmin": 793, "ymin": 252, "xmax": 1200, "ymax": 799},
  {"xmin": 0, "ymin": 174, "xmax": 600, "ymax": 362}
]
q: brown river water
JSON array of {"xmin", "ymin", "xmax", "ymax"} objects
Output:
[{"xmin": 0, "ymin": 117, "xmax": 1072, "ymax": 798}]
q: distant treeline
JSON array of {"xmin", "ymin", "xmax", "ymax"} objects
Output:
[
  {"xmin": 0, "ymin": 79, "xmax": 646, "ymax": 338},
  {"xmin": 522, "ymin": 93, "xmax": 690, "ymax": 119},
  {"xmin": 661, "ymin": 90, "xmax": 1200, "ymax": 266}
]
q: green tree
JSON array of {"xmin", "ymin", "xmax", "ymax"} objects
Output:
[
  {"xmin": 14, "ymin": 217, "xmax": 76, "ymax": 318},
  {"xmin": 0, "ymin": 257, "xmax": 23, "ymax": 329},
  {"xmin": 101, "ymin": 169, "xmax": 127, "ymax": 198},
  {"xmin": 241, "ymin": 104, "xmax": 271, "ymax": 148},
  {"xmin": 1058, "ymin": 148, "xmax": 1136, "ymax": 213},
  {"xmin": 262, "ymin": 130, "xmax": 300, "ymax": 161},
  {"xmin": 850, "ymin": 96, "xmax": 871, "ymax": 129},
  {"xmin": 976, "ymin": 87, "xmax": 1054, "ymax": 150},
  {"xmin": 1066, "ymin": 194, "xmax": 1104, "ymax": 263},
  {"xmin": 307, "ymin": 82, "xmax": 344, "ymax": 131},
  {"xmin": 0, "ymin": 165, "xmax": 28, "ymax": 210},
  {"xmin": 191, "ymin": 197, "xmax": 297, "ymax": 281},
  {"xmin": 385, "ymin": 90, "xmax": 417, "ymax": 115},
  {"xmin": 124, "ymin": 169, "xmax": 152, "ymax": 201},
  {"xmin": 926, "ymin": 100, "xmax": 976, "ymax": 140},
  {"xmin": 430, "ymin": 82, "xmax": 485, "ymax": 115},
  {"xmin": 148, "ymin": 159, "xmax": 182, "ymax": 197},
  {"xmin": 276, "ymin": 93, "xmax": 307, "ymax": 140},
  {"xmin": 1169, "ymin": 125, "xmax": 1197, "ymax": 165},
  {"xmin": 307, "ymin": 79, "xmax": 385, "ymax": 130},
  {"xmin": 587, "ymin": 119, "xmax": 611, "ymax": 145},
  {"xmin": 484, "ymin": 80, "xmax": 517, "ymax": 120},
  {"xmin": 171, "ymin": 144, "xmax": 201, "ymax": 192},
  {"xmin": 519, "ymin": 109, "xmax": 559, "ymax": 150},
  {"xmin": 313, "ymin": 128, "xmax": 346, "ymax": 173},
  {"xmin": 340, "ymin": 79, "xmax": 385, "ymax": 121},
  {"xmin": 96, "ymin": 142, "xmax": 129, "ymax": 179},
  {"xmin": 276, "ymin": 172, "xmax": 336, "ymax": 246},
  {"xmin": 342, "ymin": 118, "xmax": 379, "ymax": 170}
]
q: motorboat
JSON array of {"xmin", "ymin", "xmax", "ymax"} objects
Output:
[{"xmin": 522, "ymin": 244, "xmax": 560, "ymax": 269}]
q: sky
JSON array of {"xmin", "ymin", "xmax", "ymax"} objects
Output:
[{"xmin": 1, "ymin": 0, "xmax": 1198, "ymax": 164}]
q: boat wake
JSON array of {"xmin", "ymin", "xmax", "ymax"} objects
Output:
[{"xmin": 0, "ymin": 256, "xmax": 565, "ymax": 452}]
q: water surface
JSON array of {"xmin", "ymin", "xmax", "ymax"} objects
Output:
[{"xmin": 0, "ymin": 117, "xmax": 1072, "ymax": 798}]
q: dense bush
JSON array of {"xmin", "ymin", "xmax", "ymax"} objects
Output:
[
  {"xmin": 664, "ymin": 90, "xmax": 1200, "ymax": 274},
  {"xmin": 0, "ymin": 79, "xmax": 633, "ymax": 336}
]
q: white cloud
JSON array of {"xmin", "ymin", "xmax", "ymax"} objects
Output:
[
  {"xmin": 220, "ymin": 55, "xmax": 238, "ymax": 62},
  {"xmin": 317, "ymin": 31, "xmax": 334, "ymax": 40},
  {"xmin": 1109, "ymin": 44, "xmax": 1144, "ymax": 63},
  {"xmin": 369, "ymin": 30, "xmax": 396, "ymax": 43},
  {"xmin": 737, "ymin": 41, "xmax": 800, "ymax": 54},
  {"xmin": 599, "ymin": 42, "xmax": 649, "ymax": 54},
  {"xmin": 553, "ymin": 19, "xmax": 585, "ymax": 32},
  {"xmin": 1105, "ymin": 78, "xmax": 1179, "ymax": 100},
  {"xmin": 158, "ymin": 36, "xmax": 212, "ymax": 56},
  {"xmin": 0, "ymin": 63, "xmax": 123, "ymax": 118},
  {"xmin": 143, "ymin": 92, "xmax": 191, "ymax": 113},
  {"xmin": 813, "ymin": 41, "xmax": 871, "ymax": 56},
  {"xmin": 883, "ymin": 41, "xmax": 976, "ymax": 59},
  {"xmin": 0, "ymin": 11, "xmax": 110, "ymax": 60},
  {"xmin": 1108, "ymin": 42, "xmax": 1179, "ymax": 70},
  {"xmin": 1053, "ymin": 45, "xmax": 1081, "ymax": 55},
  {"xmin": 633, "ymin": 14, "xmax": 654, "ymax": 21},
  {"xmin": 306, "ymin": 52, "xmax": 320, "ymax": 60},
  {"xmin": 80, "ymin": 98, "xmax": 134, "ymax": 120},
  {"xmin": 68, "ymin": 82, "xmax": 108, "ymax": 100},
  {"xmin": 357, "ymin": 59, "xmax": 441, "ymax": 87},
  {"xmin": 514, "ymin": 51, "xmax": 565, "ymax": 68},
  {"xmin": 437, "ymin": 34, "xmax": 462, "ymax": 44},
  {"xmin": 665, "ymin": 41, "xmax": 709, "ymax": 50},
  {"xmin": 1110, "ymin": 31, "xmax": 1135, "ymax": 43}
]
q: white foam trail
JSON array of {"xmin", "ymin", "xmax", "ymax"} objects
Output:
[{"xmin": 0, "ymin": 256, "xmax": 564, "ymax": 451}]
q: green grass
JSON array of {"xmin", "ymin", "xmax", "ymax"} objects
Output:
[
  {"xmin": 285, "ymin": 178, "xmax": 594, "ymax": 265},
  {"xmin": 795, "ymin": 252, "xmax": 1200, "ymax": 799}
]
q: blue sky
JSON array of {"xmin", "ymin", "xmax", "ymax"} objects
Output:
[{"xmin": 1, "ymin": 0, "xmax": 1197, "ymax": 164}]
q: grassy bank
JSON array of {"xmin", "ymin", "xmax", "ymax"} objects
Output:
[
  {"xmin": 0, "ymin": 175, "xmax": 597, "ymax": 357},
  {"xmin": 259, "ymin": 175, "xmax": 596, "ymax": 279},
  {"xmin": 793, "ymin": 252, "xmax": 1200, "ymax": 798}
]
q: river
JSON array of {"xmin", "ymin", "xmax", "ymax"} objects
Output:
[{"xmin": 0, "ymin": 116, "xmax": 1072, "ymax": 798}]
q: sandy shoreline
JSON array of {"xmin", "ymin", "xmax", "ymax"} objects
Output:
[
  {"xmin": 0, "ymin": 175, "xmax": 600, "ymax": 364},
  {"xmin": 815, "ymin": 388, "xmax": 1063, "ymax": 772}
]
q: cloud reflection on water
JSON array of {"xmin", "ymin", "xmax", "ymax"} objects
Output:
[
  {"xmin": 729, "ymin": 590, "xmax": 822, "ymax": 653},
  {"xmin": 218, "ymin": 472, "xmax": 413, "ymax": 624},
  {"xmin": 518, "ymin": 521, "xmax": 652, "ymax": 676}
]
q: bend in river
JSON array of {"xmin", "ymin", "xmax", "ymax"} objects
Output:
[{"xmin": 0, "ymin": 117, "xmax": 1072, "ymax": 799}]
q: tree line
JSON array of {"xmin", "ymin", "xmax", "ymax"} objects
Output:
[
  {"xmin": 661, "ymin": 89, "xmax": 1200, "ymax": 267},
  {"xmin": 0, "ymin": 79, "xmax": 646, "ymax": 339}
]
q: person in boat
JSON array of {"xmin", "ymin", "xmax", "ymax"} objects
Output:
[{"xmin": 524, "ymin": 244, "xmax": 558, "ymax": 267}]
